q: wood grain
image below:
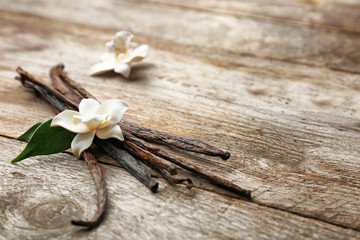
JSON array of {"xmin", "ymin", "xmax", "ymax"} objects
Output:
[
  {"xmin": 142, "ymin": 0, "xmax": 360, "ymax": 33},
  {"xmin": 0, "ymin": 11, "xmax": 360, "ymax": 230},
  {"xmin": 1, "ymin": 137, "xmax": 359, "ymax": 239},
  {"xmin": 0, "ymin": 0, "xmax": 359, "ymax": 238},
  {"xmin": 1, "ymin": 0, "xmax": 360, "ymax": 73}
]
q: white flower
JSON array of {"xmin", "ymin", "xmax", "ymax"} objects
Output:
[
  {"xmin": 51, "ymin": 98, "xmax": 128, "ymax": 158},
  {"xmin": 89, "ymin": 30, "xmax": 149, "ymax": 78}
]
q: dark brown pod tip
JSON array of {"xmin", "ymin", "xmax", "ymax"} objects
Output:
[{"xmin": 221, "ymin": 152, "xmax": 231, "ymax": 160}]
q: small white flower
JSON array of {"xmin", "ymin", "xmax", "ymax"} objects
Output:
[
  {"xmin": 51, "ymin": 98, "xmax": 128, "ymax": 158},
  {"xmin": 89, "ymin": 30, "xmax": 149, "ymax": 78}
]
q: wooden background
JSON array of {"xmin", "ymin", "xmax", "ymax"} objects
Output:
[{"xmin": 0, "ymin": 0, "xmax": 360, "ymax": 239}]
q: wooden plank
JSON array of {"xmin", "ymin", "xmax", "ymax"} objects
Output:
[
  {"xmin": 141, "ymin": 0, "xmax": 360, "ymax": 33},
  {"xmin": 0, "ymin": 11, "xmax": 359, "ymax": 230},
  {"xmin": 1, "ymin": 136, "xmax": 359, "ymax": 239},
  {"xmin": 1, "ymin": 0, "xmax": 360, "ymax": 73}
]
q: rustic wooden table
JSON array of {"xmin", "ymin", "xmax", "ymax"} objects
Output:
[{"xmin": 0, "ymin": 0, "xmax": 359, "ymax": 239}]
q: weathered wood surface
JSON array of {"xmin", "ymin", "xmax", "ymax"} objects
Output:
[
  {"xmin": 1, "ymin": 138, "xmax": 359, "ymax": 240},
  {"xmin": 3, "ymin": 0, "xmax": 360, "ymax": 73},
  {"xmin": 143, "ymin": 0, "xmax": 360, "ymax": 33},
  {"xmin": 0, "ymin": 0, "xmax": 359, "ymax": 239}
]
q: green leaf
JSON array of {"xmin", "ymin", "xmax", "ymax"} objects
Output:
[
  {"xmin": 12, "ymin": 119, "xmax": 76, "ymax": 163},
  {"xmin": 17, "ymin": 122, "xmax": 43, "ymax": 141}
]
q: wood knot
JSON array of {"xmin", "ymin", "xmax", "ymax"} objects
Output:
[{"xmin": 26, "ymin": 200, "xmax": 82, "ymax": 229}]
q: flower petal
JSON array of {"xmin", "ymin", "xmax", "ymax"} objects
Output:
[
  {"xmin": 71, "ymin": 131, "xmax": 96, "ymax": 158},
  {"xmin": 127, "ymin": 44, "xmax": 149, "ymax": 63},
  {"xmin": 96, "ymin": 99, "xmax": 128, "ymax": 125},
  {"xmin": 79, "ymin": 98, "xmax": 100, "ymax": 115},
  {"xmin": 51, "ymin": 110, "xmax": 90, "ymax": 133},
  {"xmin": 105, "ymin": 40, "xmax": 115, "ymax": 52},
  {"xmin": 101, "ymin": 52, "xmax": 115, "ymax": 62},
  {"xmin": 73, "ymin": 114, "xmax": 108, "ymax": 123},
  {"xmin": 89, "ymin": 59, "xmax": 117, "ymax": 76},
  {"xmin": 96, "ymin": 125, "xmax": 124, "ymax": 141},
  {"xmin": 114, "ymin": 63, "xmax": 131, "ymax": 78}
]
